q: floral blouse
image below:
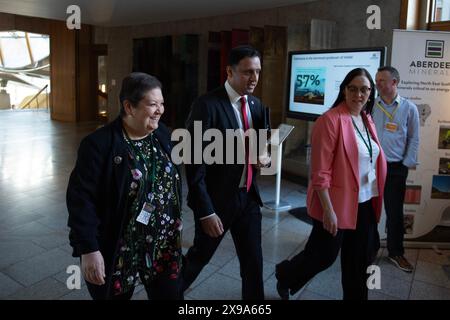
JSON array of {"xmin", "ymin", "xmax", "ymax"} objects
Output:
[{"xmin": 111, "ymin": 132, "xmax": 182, "ymax": 296}]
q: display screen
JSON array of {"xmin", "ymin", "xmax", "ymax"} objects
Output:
[{"xmin": 286, "ymin": 47, "xmax": 386, "ymax": 120}]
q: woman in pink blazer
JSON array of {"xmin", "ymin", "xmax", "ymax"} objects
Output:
[{"xmin": 275, "ymin": 68, "xmax": 387, "ymax": 300}]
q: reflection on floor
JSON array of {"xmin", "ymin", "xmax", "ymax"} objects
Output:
[{"xmin": 0, "ymin": 110, "xmax": 449, "ymax": 300}]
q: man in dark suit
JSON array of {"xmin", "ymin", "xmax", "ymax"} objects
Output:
[{"xmin": 182, "ymin": 45, "xmax": 268, "ymax": 300}]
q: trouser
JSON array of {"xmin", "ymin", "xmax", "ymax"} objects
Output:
[
  {"xmin": 182, "ymin": 188, "xmax": 264, "ymax": 300},
  {"xmin": 85, "ymin": 271, "xmax": 182, "ymax": 300},
  {"xmin": 384, "ymin": 161, "xmax": 408, "ymax": 257},
  {"xmin": 276, "ymin": 200, "xmax": 379, "ymax": 300}
]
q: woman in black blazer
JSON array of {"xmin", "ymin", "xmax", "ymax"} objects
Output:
[{"xmin": 67, "ymin": 72, "xmax": 182, "ymax": 300}]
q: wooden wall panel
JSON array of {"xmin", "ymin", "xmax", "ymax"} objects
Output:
[
  {"xmin": 0, "ymin": 12, "xmax": 15, "ymax": 31},
  {"xmin": 77, "ymin": 25, "xmax": 97, "ymax": 122},
  {"xmin": 220, "ymin": 31, "xmax": 231, "ymax": 84},
  {"xmin": 231, "ymin": 29, "xmax": 249, "ymax": 47},
  {"xmin": 50, "ymin": 20, "xmax": 76, "ymax": 122},
  {"xmin": 249, "ymin": 27, "xmax": 264, "ymax": 100},
  {"xmin": 261, "ymin": 26, "xmax": 287, "ymax": 128},
  {"xmin": 206, "ymin": 31, "xmax": 221, "ymax": 91},
  {"xmin": 14, "ymin": 15, "xmax": 50, "ymax": 35}
]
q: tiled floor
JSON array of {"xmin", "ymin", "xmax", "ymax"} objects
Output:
[{"xmin": 1, "ymin": 109, "xmax": 450, "ymax": 300}]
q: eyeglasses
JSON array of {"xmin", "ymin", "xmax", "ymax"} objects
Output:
[{"xmin": 346, "ymin": 85, "xmax": 371, "ymax": 95}]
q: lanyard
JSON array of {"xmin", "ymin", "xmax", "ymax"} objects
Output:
[
  {"xmin": 351, "ymin": 117, "xmax": 373, "ymax": 163},
  {"xmin": 123, "ymin": 131, "xmax": 157, "ymax": 195},
  {"xmin": 376, "ymin": 101, "xmax": 399, "ymax": 122}
]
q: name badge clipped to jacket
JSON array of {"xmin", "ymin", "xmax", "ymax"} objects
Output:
[{"xmin": 136, "ymin": 202, "xmax": 155, "ymax": 225}]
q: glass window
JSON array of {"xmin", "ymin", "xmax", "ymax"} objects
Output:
[
  {"xmin": 0, "ymin": 31, "xmax": 31, "ymax": 68},
  {"xmin": 433, "ymin": 0, "xmax": 450, "ymax": 22}
]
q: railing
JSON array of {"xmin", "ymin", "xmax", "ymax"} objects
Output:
[{"xmin": 21, "ymin": 84, "xmax": 49, "ymax": 109}]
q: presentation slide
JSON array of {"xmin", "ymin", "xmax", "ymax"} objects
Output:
[{"xmin": 287, "ymin": 48, "xmax": 385, "ymax": 119}]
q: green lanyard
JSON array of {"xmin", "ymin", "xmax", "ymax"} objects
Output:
[
  {"xmin": 351, "ymin": 117, "xmax": 373, "ymax": 163},
  {"xmin": 123, "ymin": 131, "xmax": 157, "ymax": 198}
]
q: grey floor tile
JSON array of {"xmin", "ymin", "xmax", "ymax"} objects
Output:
[
  {"xmin": 0, "ymin": 212, "xmax": 46, "ymax": 231},
  {"xmin": 262, "ymin": 227, "xmax": 308, "ymax": 264},
  {"xmin": 32, "ymin": 230, "xmax": 70, "ymax": 250},
  {"xmin": 0, "ymin": 220, "xmax": 55, "ymax": 241},
  {"xmin": 414, "ymin": 260, "xmax": 450, "ymax": 289},
  {"xmin": 368, "ymin": 290, "xmax": 401, "ymax": 300},
  {"xmin": 208, "ymin": 246, "xmax": 236, "ymax": 268},
  {"xmin": 59, "ymin": 243, "xmax": 75, "ymax": 255},
  {"xmin": 275, "ymin": 214, "xmax": 312, "ymax": 237},
  {"xmin": 37, "ymin": 202, "xmax": 69, "ymax": 217},
  {"xmin": 378, "ymin": 273, "xmax": 411, "ymax": 299},
  {"xmin": 264, "ymin": 273, "xmax": 281, "ymax": 300},
  {"xmin": 37, "ymin": 215, "xmax": 70, "ymax": 233},
  {"xmin": 218, "ymin": 256, "xmax": 275, "ymax": 282},
  {"xmin": 260, "ymin": 208, "xmax": 290, "ymax": 222},
  {"xmin": 0, "ymin": 240, "xmax": 46, "ymax": 269},
  {"xmin": 131, "ymin": 286, "xmax": 149, "ymax": 300},
  {"xmin": 59, "ymin": 286, "xmax": 91, "ymax": 300},
  {"xmin": 188, "ymin": 263, "xmax": 220, "ymax": 290},
  {"xmin": 0, "ymin": 271, "xmax": 24, "ymax": 298},
  {"xmin": 8, "ymin": 195, "xmax": 58, "ymax": 215},
  {"xmin": 281, "ymin": 190, "xmax": 307, "ymax": 209},
  {"xmin": 298, "ymin": 289, "xmax": 332, "ymax": 300},
  {"xmin": 410, "ymin": 280, "xmax": 450, "ymax": 300},
  {"xmin": 305, "ymin": 267, "xmax": 343, "ymax": 300},
  {"xmin": 3, "ymin": 248, "xmax": 79, "ymax": 286},
  {"xmin": 8, "ymin": 277, "xmax": 70, "ymax": 300},
  {"xmin": 260, "ymin": 216, "xmax": 278, "ymax": 234},
  {"xmin": 417, "ymin": 249, "xmax": 450, "ymax": 266},
  {"xmin": 182, "ymin": 225, "xmax": 196, "ymax": 249},
  {"xmin": 188, "ymin": 273, "xmax": 241, "ymax": 300}
]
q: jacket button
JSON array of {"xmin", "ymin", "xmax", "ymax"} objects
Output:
[{"xmin": 114, "ymin": 156, "xmax": 122, "ymax": 164}]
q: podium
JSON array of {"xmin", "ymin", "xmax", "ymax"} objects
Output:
[{"xmin": 263, "ymin": 124, "xmax": 294, "ymax": 212}]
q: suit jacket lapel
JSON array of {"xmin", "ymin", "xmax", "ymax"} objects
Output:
[
  {"xmin": 247, "ymin": 96, "xmax": 260, "ymax": 129},
  {"xmin": 217, "ymin": 86, "xmax": 239, "ymax": 129}
]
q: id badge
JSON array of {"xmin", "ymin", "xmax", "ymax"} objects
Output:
[
  {"xmin": 368, "ymin": 169, "xmax": 376, "ymax": 184},
  {"xmin": 136, "ymin": 202, "xmax": 155, "ymax": 225},
  {"xmin": 385, "ymin": 122, "xmax": 398, "ymax": 132}
]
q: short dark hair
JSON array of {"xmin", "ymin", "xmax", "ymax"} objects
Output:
[
  {"xmin": 228, "ymin": 45, "xmax": 261, "ymax": 67},
  {"xmin": 331, "ymin": 68, "xmax": 375, "ymax": 115},
  {"xmin": 119, "ymin": 72, "xmax": 162, "ymax": 117},
  {"xmin": 378, "ymin": 66, "xmax": 400, "ymax": 83}
]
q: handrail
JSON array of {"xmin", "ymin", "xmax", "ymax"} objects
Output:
[{"xmin": 21, "ymin": 84, "xmax": 48, "ymax": 109}]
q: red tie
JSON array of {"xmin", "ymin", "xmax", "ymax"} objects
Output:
[{"xmin": 240, "ymin": 96, "xmax": 253, "ymax": 192}]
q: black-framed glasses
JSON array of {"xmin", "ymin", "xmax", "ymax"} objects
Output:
[{"xmin": 346, "ymin": 85, "xmax": 371, "ymax": 95}]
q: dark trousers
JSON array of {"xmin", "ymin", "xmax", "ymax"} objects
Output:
[
  {"xmin": 182, "ymin": 188, "xmax": 264, "ymax": 300},
  {"xmin": 384, "ymin": 162, "xmax": 408, "ymax": 257},
  {"xmin": 86, "ymin": 272, "xmax": 182, "ymax": 300},
  {"xmin": 276, "ymin": 200, "xmax": 379, "ymax": 300}
]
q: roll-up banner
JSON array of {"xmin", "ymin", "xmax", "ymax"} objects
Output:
[{"xmin": 379, "ymin": 30, "xmax": 450, "ymax": 247}]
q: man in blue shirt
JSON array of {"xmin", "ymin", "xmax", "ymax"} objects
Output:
[{"xmin": 372, "ymin": 66, "xmax": 419, "ymax": 273}]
